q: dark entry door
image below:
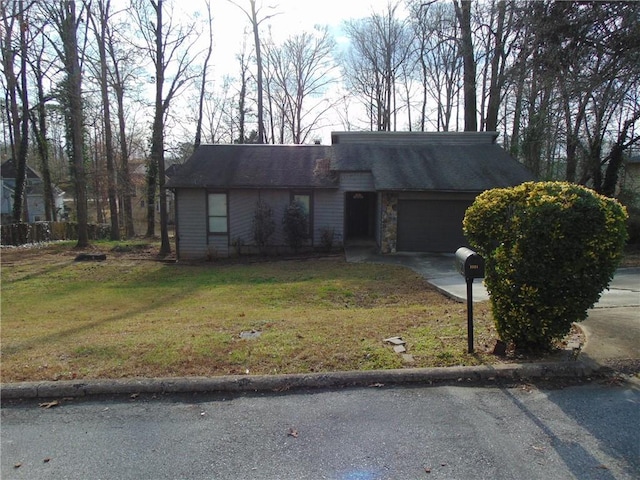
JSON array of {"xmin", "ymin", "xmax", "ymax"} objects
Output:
[{"xmin": 345, "ymin": 192, "xmax": 376, "ymax": 239}]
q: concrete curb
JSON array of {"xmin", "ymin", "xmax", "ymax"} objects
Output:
[{"xmin": 0, "ymin": 360, "xmax": 600, "ymax": 401}]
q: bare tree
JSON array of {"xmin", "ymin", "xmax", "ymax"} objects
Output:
[
  {"xmin": 88, "ymin": 0, "xmax": 119, "ymax": 240},
  {"xmin": 516, "ymin": 1, "xmax": 640, "ymax": 186},
  {"xmin": 481, "ymin": 0, "xmax": 511, "ymax": 132},
  {"xmin": 409, "ymin": 0, "xmax": 461, "ymax": 131},
  {"xmin": 265, "ymin": 26, "xmax": 336, "ymax": 143},
  {"xmin": 104, "ymin": 4, "xmax": 142, "ymax": 238},
  {"xmin": 453, "ymin": 0, "xmax": 477, "ymax": 132},
  {"xmin": 42, "ymin": 0, "xmax": 90, "ymax": 247},
  {"xmin": 1, "ymin": 0, "xmax": 30, "ymax": 223},
  {"xmin": 194, "ymin": 0, "xmax": 213, "ymax": 149},
  {"xmin": 229, "ymin": 0, "xmax": 280, "ymax": 144},
  {"xmin": 27, "ymin": 33, "xmax": 57, "ymax": 221},
  {"xmin": 342, "ymin": 2, "xmax": 414, "ymax": 131},
  {"xmin": 133, "ymin": 0, "xmax": 200, "ymax": 254}
]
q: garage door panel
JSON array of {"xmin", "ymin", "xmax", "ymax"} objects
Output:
[{"xmin": 397, "ymin": 200, "xmax": 471, "ymax": 252}]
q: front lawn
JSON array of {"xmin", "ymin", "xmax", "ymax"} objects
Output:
[{"xmin": 1, "ymin": 241, "xmax": 498, "ymax": 382}]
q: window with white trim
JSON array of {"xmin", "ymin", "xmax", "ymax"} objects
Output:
[
  {"xmin": 208, "ymin": 192, "xmax": 228, "ymax": 234},
  {"xmin": 291, "ymin": 191, "xmax": 312, "ymax": 236}
]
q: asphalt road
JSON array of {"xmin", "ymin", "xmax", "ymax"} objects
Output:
[{"xmin": 2, "ymin": 381, "xmax": 639, "ymax": 480}]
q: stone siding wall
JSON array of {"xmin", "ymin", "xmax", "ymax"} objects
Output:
[{"xmin": 380, "ymin": 192, "xmax": 398, "ymax": 253}]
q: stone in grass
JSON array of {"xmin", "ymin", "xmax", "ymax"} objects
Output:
[
  {"xmin": 384, "ymin": 336, "xmax": 406, "ymax": 345},
  {"xmin": 393, "ymin": 345, "xmax": 407, "ymax": 354},
  {"xmin": 402, "ymin": 354, "xmax": 415, "ymax": 364},
  {"xmin": 240, "ymin": 330, "xmax": 262, "ymax": 340}
]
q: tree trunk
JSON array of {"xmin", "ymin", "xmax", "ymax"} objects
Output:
[
  {"xmin": 149, "ymin": 0, "xmax": 171, "ymax": 255},
  {"xmin": 485, "ymin": 0, "xmax": 506, "ymax": 132},
  {"xmin": 602, "ymin": 111, "xmax": 640, "ymax": 197},
  {"xmin": 61, "ymin": 1, "xmax": 89, "ymax": 248},
  {"xmin": 194, "ymin": 0, "xmax": 213, "ymax": 150},
  {"xmin": 1, "ymin": 1, "xmax": 29, "ymax": 223},
  {"xmin": 93, "ymin": 0, "xmax": 120, "ymax": 240},
  {"xmin": 111, "ymin": 63, "xmax": 134, "ymax": 237},
  {"xmin": 453, "ymin": 0, "xmax": 477, "ymax": 132},
  {"xmin": 29, "ymin": 39, "xmax": 57, "ymax": 221},
  {"xmin": 250, "ymin": 0, "xmax": 265, "ymax": 144},
  {"xmin": 15, "ymin": 0, "xmax": 29, "ymax": 223}
]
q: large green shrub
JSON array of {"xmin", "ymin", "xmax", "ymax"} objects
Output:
[{"xmin": 463, "ymin": 182, "xmax": 628, "ymax": 352}]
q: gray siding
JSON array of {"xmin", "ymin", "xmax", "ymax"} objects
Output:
[
  {"xmin": 375, "ymin": 192, "xmax": 382, "ymax": 245},
  {"xmin": 258, "ymin": 190, "xmax": 289, "ymax": 245},
  {"xmin": 175, "ymin": 188, "xmax": 207, "ymax": 260},
  {"xmin": 313, "ymin": 190, "xmax": 344, "ymax": 246},
  {"xmin": 208, "ymin": 234, "xmax": 229, "ymax": 258},
  {"xmin": 229, "ymin": 189, "xmax": 258, "ymax": 245},
  {"xmin": 177, "ymin": 187, "xmax": 345, "ymax": 257},
  {"xmin": 338, "ymin": 172, "xmax": 375, "ymax": 191}
]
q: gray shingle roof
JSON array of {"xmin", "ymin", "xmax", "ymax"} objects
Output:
[
  {"xmin": 165, "ymin": 144, "xmax": 337, "ymax": 189},
  {"xmin": 332, "ymin": 143, "xmax": 534, "ymax": 191},
  {"xmin": 166, "ymin": 134, "xmax": 534, "ymax": 192}
]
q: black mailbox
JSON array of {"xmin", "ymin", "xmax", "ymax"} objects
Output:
[{"xmin": 455, "ymin": 247, "xmax": 485, "ymax": 279}]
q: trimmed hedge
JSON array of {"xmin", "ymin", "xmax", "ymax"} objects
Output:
[{"xmin": 463, "ymin": 182, "xmax": 628, "ymax": 352}]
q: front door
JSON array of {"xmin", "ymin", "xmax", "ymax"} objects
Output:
[{"xmin": 345, "ymin": 192, "xmax": 376, "ymax": 240}]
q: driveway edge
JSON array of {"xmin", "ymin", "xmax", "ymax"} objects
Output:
[{"xmin": 0, "ymin": 361, "xmax": 599, "ymax": 400}]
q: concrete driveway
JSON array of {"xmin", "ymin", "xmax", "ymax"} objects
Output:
[
  {"xmin": 346, "ymin": 246, "xmax": 640, "ymax": 364},
  {"xmin": 345, "ymin": 247, "xmax": 488, "ymax": 302}
]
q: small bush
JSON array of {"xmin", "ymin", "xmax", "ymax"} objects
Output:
[
  {"xmin": 319, "ymin": 227, "xmax": 335, "ymax": 252},
  {"xmin": 464, "ymin": 181, "xmax": 628, "ymax": 352},
  {"xmin": 252, "ymin": 200, "xmax": 275, "ymax": 254},
  {"xmin": 282, "ymin": 200, "xmax": 309, "ymax": 252}
]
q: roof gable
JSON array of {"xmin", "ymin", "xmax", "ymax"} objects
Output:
[{"xmin": 1, "ymin": 159, "xmax": 42, "ymax": 180}]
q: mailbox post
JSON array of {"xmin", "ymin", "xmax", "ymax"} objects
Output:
[{"xmin": 455, "ymin": 247, "xmax": 485, "ymax": 353}]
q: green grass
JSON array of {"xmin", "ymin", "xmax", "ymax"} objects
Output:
[{"xmin": 0, "ymin": 241, "xmax": 498, "ymax": 382}]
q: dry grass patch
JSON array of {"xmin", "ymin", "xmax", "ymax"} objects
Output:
[{"xmin": 1, "ymin": 242, "xmax": 500, "ymax": 382}]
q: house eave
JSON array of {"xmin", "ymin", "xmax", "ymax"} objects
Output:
[{"xmin": 166, "ymin": 184, "xmax": 339, "ymax": 190}]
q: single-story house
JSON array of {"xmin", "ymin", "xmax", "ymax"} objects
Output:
[{"xmin": 166, "ymin": 131, "xmax": 534, "ymax": 260}]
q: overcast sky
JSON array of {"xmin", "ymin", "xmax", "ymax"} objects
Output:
[
  {"xmin": 156, "ymin": 0, "xmax": 407, "ymax": 143},
  {"xmin": 209, "ymin": 1, "xmax": 410, "ymax": 140}
]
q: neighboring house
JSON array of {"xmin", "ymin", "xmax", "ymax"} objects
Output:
[
  {"xmin": 166, "ymin": 131, "xmax": 535, "ymax": 260},
  {"xmin": 1, "ymin": 159, "xmax": 65, "ymax": 224},
  {"xmin": 619, "ymin": 155, "xmax": 640, "ymax": 203}
]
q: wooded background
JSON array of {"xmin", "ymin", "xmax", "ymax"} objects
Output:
[{"xmin": 2, "ymin": 0, "xmax": 638, "ymax": 252}]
